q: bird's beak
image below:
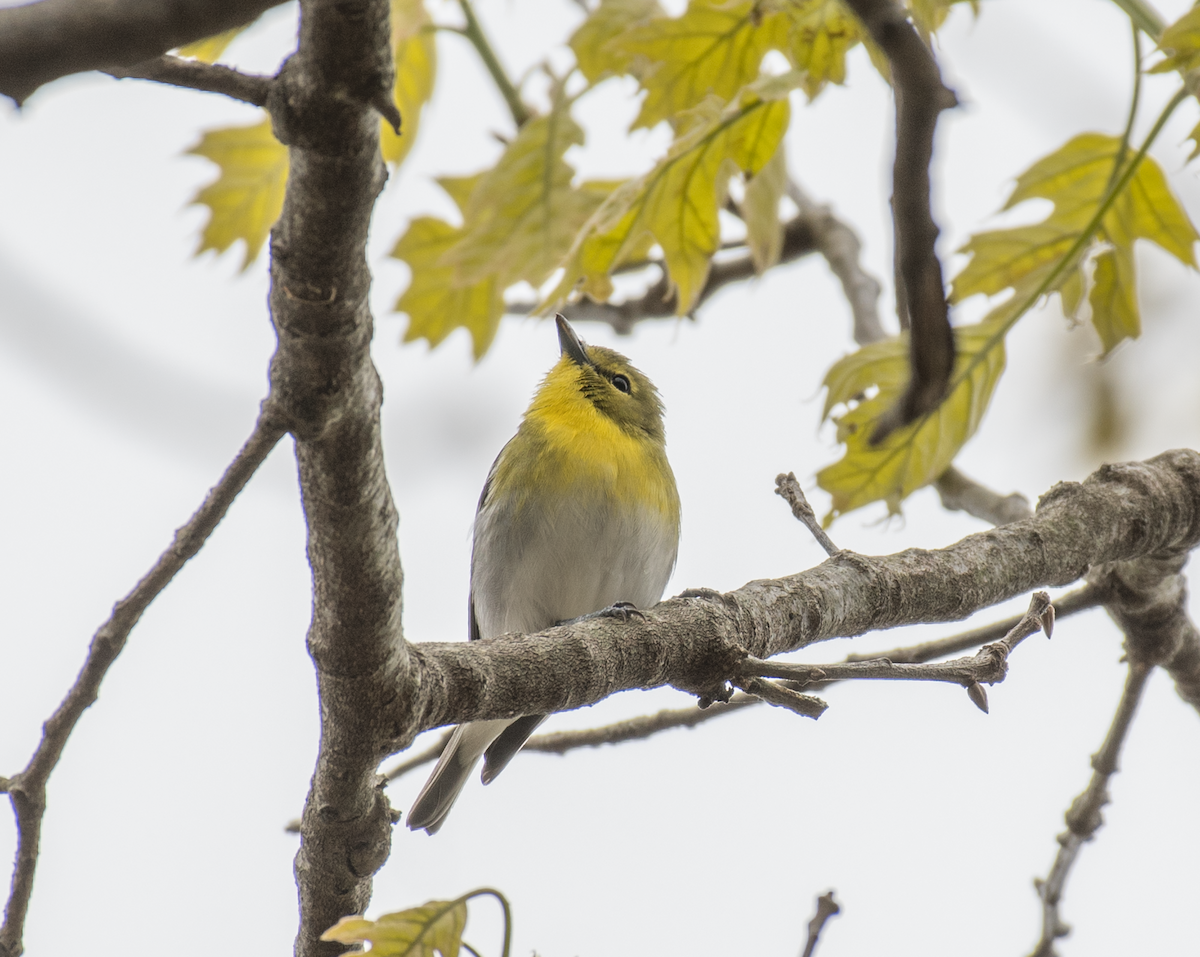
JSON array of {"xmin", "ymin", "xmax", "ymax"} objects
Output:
[{"xmin": 556, "ymin": 314, "xmax": 592, "ymax": 367}]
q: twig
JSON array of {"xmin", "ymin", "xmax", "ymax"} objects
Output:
[
  {"xmin": 841, "ymin": 0, "xmax": 958, "ymax": 443},
  {"xmin": 508, "ymin": 213, "xmax": 820, "ymax": 334},
  {"xmin": 786, "ymin": 181, "xmax": 886, "ymax": 346},
  {"xmin": 107, "ymin": 54, "xmax": 272, "ymax": 105},
  {"xmin": 0, "ymin": 409, "xmax": 285, "ymax": 957},
  {"xmin": 0, "ymin": 0, "xmax": 283, "ymax": 106},
  {"xmin": 799, "ymin": 891, "xmax": 841, "ymax": 957},
  {"xmin": 732, "ymin": 676, "xmax": 828, "ymax": 718},
  {"xmin": 775, "ymin": 472, "xmax": 839, "ymax": 556},
  {"xmin": 935, "ymin": 465, "xmax": 1033, "ymax": 526},
  {"xmin": 455, "ymin": 0, "xmax": 530, "ymax": 127},
  {"xmin": 1028, "ymin": 659, "xmax": 1153, "ymax": 957},
  {"xmin": 743, "ymin": 593, "xmax": 1054, "ymax": 714}
]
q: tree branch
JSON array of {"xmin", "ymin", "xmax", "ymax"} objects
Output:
[
  {"xmin": 1028, "ymin": 659, "xmax": 1152, "ymax": 957},
  {"xmin": 934, "ymin": 465, "xmax": 1034, "ymax": 526},
  {"xmin": 0, "ymin": 0, "xmax": 286, "ymax": 105},
  {"xmin": 800, "ymin": 891, "xmax": 841, "ymax": 957},
  {"xmin": 261, "ymin": 2, "xmax": 407, "ymax": 954},
  {"xmin": 0, "ymin": 408, "xmax": 284, "ymax": 957},
  {"xmin": 393, "ymin": 451, "xmax": 1200, "ymax": 740},
  {"xmin": 108, "ymin": 54, "xmax": 272, "ymax": 105},
  {"xmin": 841, "ymin": 0, "xmax": 958, "ymax": 442}
]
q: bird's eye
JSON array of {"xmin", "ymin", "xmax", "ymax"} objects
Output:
[{"xmin": 611, "ymin": 374, "xmax": 631, "ymax": 393}]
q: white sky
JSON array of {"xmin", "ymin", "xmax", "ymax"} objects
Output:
[{"xmin": 2, "ymin": 1, "xmax": 1200, "ymax": 955}]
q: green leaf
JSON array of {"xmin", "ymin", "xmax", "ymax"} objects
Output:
[
  {"xmin": 381, "ymin": 0, "xmax": 437, "ymax": 169},
  {"xmin": 950, "ymin": 132, "xmax": 1198, "ymax": 354},
  {"xmin": 1150, "ymin": 7, "xmax": 1200, "ymax": 74},
  {"xmin": 614, "ymin": 0, "xmax": 791, "ymax": 130},
  {"xmin": 784, "ymin": 0, "xmax": 862, "ymax": 98},
  {"xmin": 906, "ymin": 0, "xmax": 978, "ymax": 44},
  {"xmin": 817, "ymin": 317, "xmax": 1007, "ymax": 521},
  {"xmin": 435, "ymin": 173, "xmax": 485, "ymax": 216},
  {"xmin": 321, "ymin": 899, "xmax": 468, "ymax": 957},
  {"xmin": 176, "ymin": 26, "xmax": 250, "ymax": 63},
  {"xmin": 186, "ymin": 116, "xmax": 288, "ymax": 270},
  {"xmin": 741, "ymin": 140, "xmax": 787, "ymax": 272},
  {"xmin": 569, "ymin": 0, "xmax": 664, "ymax": 83},
  {"xmin": 391, "ymin": 216, "xmax": 504, "ymax": 359},
  {"xmin": 546, "ymin": 75, "xmax": 795, "ymax": 314},
  {"xmin": 442, "ymin": 83, "xmax": 602, "ymax": 289}
]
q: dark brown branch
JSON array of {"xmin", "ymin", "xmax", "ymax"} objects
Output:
[
  {"xmin": 396, "ymin": 451, "xmax": 1200, "ymax": 738},
  {"xmin": 841, "ymin": 0, "xmax": 958, "ymax": 442},
  {"xmin": 800, "ymin": 891, "xmax": 841, "ymax": 957},
  {"xmin": 0, "ymin": 0, "xmax": 286, "ymax": 105},
  {"xmin": 935, "ymin": 465, "xmax": 1034, "ymax": 526},
  {"xmin": 108, "ymin": 54, "xmax": 272, "ymax": 105},
  {"xmin": 775, "ymin": 471, "xmax": 839, "ymax": 556},
  {"xmin": 0, "ymin": 409, "xmax": 284, "ymax": 957},
  {"xmin": 743, "ymin": 592, "xmax": 1053, "ymax": 714},
  {"xmin": 1028, "ymin": 659, "xmax": 1152, "ymax": 957}
]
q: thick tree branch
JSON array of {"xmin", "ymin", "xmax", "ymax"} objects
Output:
[
  {"xmin": 392, "ymin": 451, "xmax": 1200, "ymax": 741},
  {"xmin": 0, "ymin": 409, "xmax": 284, "ymax": 957},
  {"xmin": 1028, "ymin": 659, "xmax": 1152, "ymax": 957},
  {"xmin": 108, "ymin": 54, "xmax": 272, "ymax": 105},
  {"xmin": 0, "ymin": 0, "xmax": 285, "ymax": 105},
  {"xmin": 841, "ymin": 0, "xmax": 958, "ymax": 442},
  {"xmin": 261, "ymin": 2, "xmax": 406, "ymax": 954}
]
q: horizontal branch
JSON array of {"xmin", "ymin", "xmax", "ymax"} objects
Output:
[
  {"xmin": 935, "ymin": 465, "xmax": 1033, "ymax": 526},
  {"xmin": 1, "ymin": 408, "xmax": 285, "ymax": 957},
  {"xmin": 108, "ymin": 54, "xmax": 272, "ymax": 105},
  {"xmin": 390, "ymin": 451, "xmax": 1200, "ymax": 745},
  {"xmin": 0, "ymin": 0, "xmax": 286, "ymax": 105}
]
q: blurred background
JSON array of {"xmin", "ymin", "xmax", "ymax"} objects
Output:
[{"xmin": 2, "ymin": 1, "xmax": 1199, "ymax": 954}]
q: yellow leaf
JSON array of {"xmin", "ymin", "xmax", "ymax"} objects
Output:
[
  {"xmin": 381, "ymin": 0, "xmax": 437, "ymax": 168},
  {"xmin": 187, "ymin": 117, "xmax": 288, "ymax": 270},
  {"xmin": 905, "ymin": 0, "xmax": 978, "ymax": 45},
  {"xmin": 547, "ymin": 76, "xmax": 795, "ymax": 315},
  {"xmin": 614, "ymin": 0, "xmax": 791, "ymax": 129},
  {"xmin": 569, "ymin": 0, "xmax": 665, "ymax": 83},
  {"xmin": 176, "ymin": 26, "xmax": 248, "ymax": 63},
  {"xmin": 817, "ymin": 317, "xmax": 1007, "ymax": 521},
  {"xmin": 741, "ymin": 140, "xmax": 787, "ymax": 272},
  {"xmin": 950, "ymin": 133, "xmax": 1198, "ymax": 354},
  {"xmin": 442, "ymin": 83, "xmax": 604, "ymax": 288},
  {"xmin": 391, "ymin": 217, "xmax": 504, "ymax": 359},
  {"xmin": 1150, "ymin": 7, "xmax": 1200, "ymax": 74},
  {"xmin": 436, "ymin": 173, "xmax": 484, "ymax": 217},
  {"xmin": 785, "ymin": 0, "xmax": 862, "ymax": 99},
  {"xmin": 322, "ymin": 899, "xmax": 468, "ymax": 957}
]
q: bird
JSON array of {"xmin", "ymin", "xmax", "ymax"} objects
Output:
[{"xmin": 406, "ymin": 315, "xmax": 681, "ymax": 834}]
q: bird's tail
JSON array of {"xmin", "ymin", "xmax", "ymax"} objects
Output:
[{"xmin": 406, "ymin": 719, "xmax": 509, "ymax": 834}]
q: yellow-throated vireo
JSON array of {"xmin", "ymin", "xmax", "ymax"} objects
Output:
[{"xmin": 407, "ymin": 315, "xmax": 681, "ymax": 834}]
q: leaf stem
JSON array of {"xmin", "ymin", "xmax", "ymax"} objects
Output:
[
  {"xmin": 1108, "ymin": 23, "xmax": 1143, "ymax": 193},
  {"xmin": 456, "ymin": 0, "xmax": 531, "ymax": 127},
  {"xmin": 1109, "ymin": 0, "xmax": 1165, "ymax": 39},
  {"xmin": 464, "ymin": 888, "xmax": 513, "ymax": 957}
]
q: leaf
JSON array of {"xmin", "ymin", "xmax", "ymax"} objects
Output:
[
  {"xmin": 950, "ymin": 133, "xmax": 1198, "ymax": 354},
  {"xmin": 187, "ymin": 117, "xmax": 288, "ymax": 270},
  {"xmin": 1150, "ymin": 7, "xmax": 1200, "ymax": 75},
  {"xmin": 817, "ymin": 317, "xmax": 1007, "ymax": 521},
  {"xmin": 381, "ymin": 0, "xmax": 437, "ymax": 168},
  {"xmin": 391, "ymin": 217, "xmax": 504, "ymax": 359},
  {"xmin": 322, "ymin": 899, "xmax": 468, "ymax": 957},
  {"xmin": 436, "ymin": 173, "xmax": 484, "ymax": 216},
  {"xmin": 906, "ymin": 0, "xmax": 978, "ymax": 44},
  {"xmin": 176, "ymin": 26, "xmax": 249, "ymax": 63},
  {"xmin": 442, "ymin": 83, "xmax": 603, "ymax": 288},
  {"xmin": 546, "ymin": 75, "xmax": 795, "ymax": 315},
  {"xmin": 741, "ymin": 140, "xmax": 787, "ymax": 272},
  {"xmin": 614, "ymin": 0, "xmax": 791, "ymax": 130},
  {"xmin": 784, "ymin": 0, "xmax": 862, "ymax": 99},
  {"xmin": 569, "ymin": 0, "xmax": 665, "ymax": 83}
]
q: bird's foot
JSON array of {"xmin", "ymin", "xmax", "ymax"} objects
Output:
[{"xmin": 558, "ymin": 601, "xmax": 645, "ymax": 626}]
